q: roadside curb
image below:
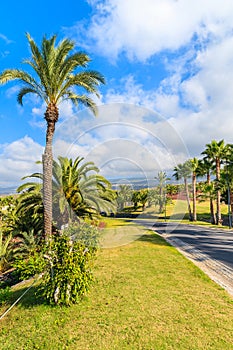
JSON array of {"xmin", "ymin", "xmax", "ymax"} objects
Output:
[{"xmin": 158, "ymin": 233, "xmax": 233, "ymax": 298}]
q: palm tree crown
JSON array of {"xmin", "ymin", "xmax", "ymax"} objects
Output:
[{"xmin": 0, "ymin": 33, "xmax": 105, "ymax": 114}]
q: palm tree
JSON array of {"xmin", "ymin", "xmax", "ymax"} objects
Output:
[
  {"xmin": 0, "ymin": 33, "xmax": 105, "ymax": 238},
  {"xmin": 198, "ymin": 157, "xmax": 216, "ymax": 224},
  {"xmin": 17, "ymin": 156, "xmax": 116, "ymax": 228},
  {"xmin": 132, "ymin": 191, "xmax": 141, "ymax": 210},
  {"xmin": 138, "ymin": 189, "xmax": 149, "ymax": 211},
  {"xmin": 0, "ymin": 230, "xmax": 12, "ymax": 272},
  {"xmin": 198, "ymin": 182, "xmax": 217, "ymax": 224},
  {"xmin": 201, "ymin": 140, "xmax": 227, "ymax": 224},
  {"xmin": 190, "ymin": 158, "xmax": 199, "ymax": 221},
  {"xmin": 117, "ymin": 184, "xmax": 132, "ymax": 211},
  {"xmin": 52, "ymin": 156, "xmax": 116, "ymax": 225},
  {"xmin": 173, "ymin": 160, "xmax": 193, "ymax": 221},
  {"xmin": 155, "ymin": 171, "xmax": 170, "ymax": 213},
  {"xmin": 16, "ymin": 180, "xmax": 44, "ymax": 234}
]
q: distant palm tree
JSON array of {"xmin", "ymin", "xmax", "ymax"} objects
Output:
[
  {"xmin": 173, "ymin": 160, "xmax": 193, "ymax": 221},
  {"xmin": 198, "ymin": 182, "xmax": 217, "ymax": 224},
  {"xmin": 0, "ymin": 33, "xmax": 105, "ymax": 238},
  {"xmin": 155, "ymin": 171, "xmax": 170, "ymax": 213},
  {"xmin": 201, "ymin": 140, "xmax": 227, "ymax": 224},
  {"xmin": 190, "ymin": 158, "xmax": 199, "ymax": 221},
  {"xmin": 138, "ymin": 189, "xmax": 149, "ymax": 211},
  {"xmin": 197, "ymin": 157, "xmax": 216, "ymax": 224},
  {"xmin": 117, "ymin": 184, "xmax": 133, "ymax": 211}
]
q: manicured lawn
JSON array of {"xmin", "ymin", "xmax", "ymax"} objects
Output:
[
  {"xmin": 135, "ymin": 199, "xmax": 231, "ymax": 229},
  {"xmin": 0, "ymin": 226, "xmax": 233, "ymax": 349}
]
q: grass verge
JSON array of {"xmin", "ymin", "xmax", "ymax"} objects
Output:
[{"xmin": 0, "ymin": 226, "xmax": 233, "ymax": 349}]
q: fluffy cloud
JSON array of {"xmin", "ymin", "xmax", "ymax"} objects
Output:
[
  {"xmin": 62, "ymin": 0, "xmax": 233, "ymax": 159},
  {"xmin": 68, "ymin": 0, "xmax": 233, "ymax": 61},
  {"xmin": 0, "ymin": 136, "xmax": 43, "ymax": 187},
  {"xmin": 53, "ymin": 103, "xmax": 189, "ymax": 180}
]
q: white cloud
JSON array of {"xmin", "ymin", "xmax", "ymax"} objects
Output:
[
  {"xmin": 53, "ymin": 103, "xmax": 189, "ymax": 179},
  {"xmin": 0, "ymin": 136, "xmax": 43, "ymax": 187},
  {"xmin": 67, "ymin": 0, "xmax": 233, "ymax": 61}
]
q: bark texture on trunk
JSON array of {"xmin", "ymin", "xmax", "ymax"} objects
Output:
[{"xmin": 43, "ymin": 103, "xmax": 58, "ymax": 238}]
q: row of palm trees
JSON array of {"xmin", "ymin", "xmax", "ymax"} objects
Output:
[
  {"xmin": 173, "ymin": 139, "xmax": 233, "ymax": 225},
  {"xmin": 115, "ymin": 171, "xmax": 171, "ymax": 214}
]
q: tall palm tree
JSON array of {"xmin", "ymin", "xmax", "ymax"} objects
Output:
[
  {"xmin": 173, "ymin": 160, "xmax": 193, "ymax": 221},
  {"xmin": 0, "ymin": 33, "xmax": 105, "ymax": 238},
  {"xmin": 201, "ymin": 140, "xmax": 227, "ymax": 224},
  {"xmin": 190, "ymin": 158, "xmax": 199, "ymax": 221},
  {"xmin": 197, "ymin": 158, "xmax": 216, "ymax": 224}
]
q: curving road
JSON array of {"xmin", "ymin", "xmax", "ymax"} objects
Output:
[{"xmin": 152, "ymin": 222, "xmax": 233, "ymax": 270}]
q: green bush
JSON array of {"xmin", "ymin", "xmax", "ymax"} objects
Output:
[
  {"xmin": 0, "ymin": 286, "xmax": 12, "ymax": 305},
  {"xmin": 40, "ymin": 223, "xmax": 99, "ymax": 306},
  {"xmin": 13, "ymin": 251, "xmax": 45, "ymax": 281}
]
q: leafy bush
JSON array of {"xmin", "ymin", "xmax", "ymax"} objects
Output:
[
  {"xmin": 0, "ymin": 286, "xmax": 12, "ymax": 305},
  {"xmin": 40, "ymin": 223, "xmax": 99, "ymax": 306},
  {"xmin": 13, "ymin": 251, "xmax": 45, "ymax": 281}
]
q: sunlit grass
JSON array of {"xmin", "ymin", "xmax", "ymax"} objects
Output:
[
  {"xmin": 1, "ymin": 226, "xmax": 233, "ymax": 349},
  {"xmin": 133, "ymin": 199, "xmax": 231, "ymax": 229}
]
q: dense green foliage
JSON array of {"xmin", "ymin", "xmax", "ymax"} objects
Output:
[
  {"xmin": 40, "ymin": 223, "xmax": 99, "ymax": 306},
  {"xmin": 1, "ymin": 229, "xmax": 233, "ymax": 349},
  {"xmin": 0, "ymin": 286, "xmax": 12, "ymax": 305}
]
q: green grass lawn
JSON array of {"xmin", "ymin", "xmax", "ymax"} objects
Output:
[
  {"xmin": 1, "ymin": 225, "xmax": 233, "ymax": 350},
  {"xmin": 132, "ymin": 199, "xmax": 232, "ymax": 229}
]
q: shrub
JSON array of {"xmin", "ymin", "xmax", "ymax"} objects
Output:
[
  {"xmin": 0, "ymin": 286, "xmax": 12, "ymax": 305},
  {"xmin": 13, "ymin": 251, "xmax": 45, "ymax": 281},
  {"xmin": 40, "ymin": 223, "xmax": 99, "ymax": 306}
]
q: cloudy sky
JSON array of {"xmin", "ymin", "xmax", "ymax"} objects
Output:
[{"xmin": 1, "ymin": 0, "xmax": 233, "ymax": 188}]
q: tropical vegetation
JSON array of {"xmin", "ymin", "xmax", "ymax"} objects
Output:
[
  {"xmin": 1, "ymin": 227, "xmax": 233, "ymax": 349},
  {"xmin": 0, "ymin": 33, "xmax": 105, "ymax": 238}
]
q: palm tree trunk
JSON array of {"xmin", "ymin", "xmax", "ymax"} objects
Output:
[
  {"xmin": 43, "ymin": 103, "xmax": 59, "ymax": 238},
  {"xmin": 230, "ymin": 189, "xmax": 233, "ymax": 225},
  {"xmin": 216, "ymin": 158, "xmax": 222, "ymax": 225},
  {"xmin": 159, "ymin": 186, "xmax": 163, "ymax": 213},
  {"xmin": 192, "ymin": 173, "xmax": 197, "ymax": 221},
  {"xmin": 210, "ymin": 198, "xmax": 216, "ymax": 225},
  {"xmin": 43, "ymin": 120, "xmax": 55, "ymax": 238},
  {"xmin": 206, "ymin": 172, "xmax": 216, "ymax": 224},
  {"xmin": 184, "ymin": 178, "xmax": 193, "ymax": 221}
]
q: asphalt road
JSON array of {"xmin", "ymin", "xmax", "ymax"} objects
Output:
[{"xmin": 152, "ymin": 221, "xmax": 233, "ymax": 270}]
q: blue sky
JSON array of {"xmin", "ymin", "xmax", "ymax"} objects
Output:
[{"xmin": 1, "ymin": 0, "xmax": 233, "ymax": 188}]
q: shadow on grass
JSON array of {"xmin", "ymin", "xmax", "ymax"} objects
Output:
[
  {"xmin": 137, "ymin": 233, "xmax": 170, "ymax": 247},
  {"xmin": 0, "ymin": 284, "xmax": 48, "ymax": 312}
]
